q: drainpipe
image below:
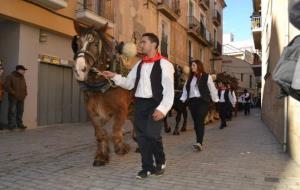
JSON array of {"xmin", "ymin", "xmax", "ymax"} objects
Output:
[{"xmin": 283, "ymin": 0, "xmax": 289, "ymax": 153}]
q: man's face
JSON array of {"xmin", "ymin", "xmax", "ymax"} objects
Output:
[
  {"xmin": 0, "ymin": 68, "xmax": 3, "ymax": 76},
  {"xmin": 17, "ymin": 69, "xmax": 25, "ymax": 75},
  {"xmin": 140, "ymin": 36, "xmax": 156, "ymax": 54}
]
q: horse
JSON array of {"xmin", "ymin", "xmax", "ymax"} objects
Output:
[
  {"xmin": 164, "ymin": 64, "xmax": 188, "ymax": 135},
  {"xmin": 72, "ymin": 22, "xmax": 136, "ymax": 167}
]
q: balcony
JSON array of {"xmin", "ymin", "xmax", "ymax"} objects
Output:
[
  {"xmin": 76, "ymin": 0, "xmax": 114, "ymax": 28},
  {"xmin": 198, "ymin": 0, "xmax": 209, "ymax": 11},
  {"xmin": 212, "ymin": 41, "xmax": 222, "ymax": 56},
  {"xmin": 187, "ymin": 16, "xmax": 211, "ymax": 46},
  {"xmin": 27, "ymin": 0, "xmax": 68, "ymax": 10},
  {"xmin": 157, "ymin": 0, "xmax": 181, "ymax": 21},
  {"xmin": 251, "ymin": 15, "xmax": 262, "ymax": 49},
  {"xmin": 213, "ymin": 10, "xmax": 222, "ymax": 26}
]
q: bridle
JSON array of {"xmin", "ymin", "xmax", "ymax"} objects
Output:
[{"xmin": 75, "ymin": 33, "xmax": 102, "ymax": 66}]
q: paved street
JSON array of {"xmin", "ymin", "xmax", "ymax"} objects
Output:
[{"xmin": 0, "ymin": 109, "xmax": 300, "ymax": 190}]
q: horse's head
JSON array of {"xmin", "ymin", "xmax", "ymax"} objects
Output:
[{"xmin": 72, "ymin": 22, "xmax": 112, "ymax": 82}]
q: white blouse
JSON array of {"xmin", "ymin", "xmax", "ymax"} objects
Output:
[{"xmin": 180, "ymin": 75, "xmax": 219, "ymax": 103}]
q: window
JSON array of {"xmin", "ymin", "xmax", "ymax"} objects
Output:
[
  {"xmin": 241, "ymin": 73, "xmax": 244, "ymax": 81},
  {"xmin": 161, "ymin": 23, "xmax": 168, "ymax": 58},
  {"xmin": 200, "ymin": 48, "xmax": 204, "ymax": 63},
  {"xmin": 189, "ymin": 40, "xmax": 192, "ymax": 64},
  {"xmin": 189, "ymin": 0, "xmax": 194, "ymax": 17},
  {"xmin": 214, "ymin": 28, "xmax": 217, "ymax": 47}
]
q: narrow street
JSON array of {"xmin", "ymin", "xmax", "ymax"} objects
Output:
[{"xmin": 0, "ymin": 109, "xmax": 299, "ymax": 190}]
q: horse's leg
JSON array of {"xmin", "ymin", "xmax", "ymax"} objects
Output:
[
  {"xmin": 90, "ymin": 116, "xmax": 110, "ymax": 167},
  {"xmin": 164, "ymin": 116, "xmax": 171, "ymax": 133},
  {"xmin": 112, "ymin": 113, "xmax": 130, "ymax": 155},
  {"xmin": 181, "ymin": 106, "xmax": 188, "ymax": 132},
  {"xmin": 173, "ymin": 110, "xmax": 181, "ymax": 135}
]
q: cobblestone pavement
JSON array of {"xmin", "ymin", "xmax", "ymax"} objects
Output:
[{"xmin": 0, "ymin": 109, "xmax": 300, "ymax": 190}]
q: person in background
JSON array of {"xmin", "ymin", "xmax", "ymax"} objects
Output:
[
  {"xmin": 226, "ymin": 84, "xmax": 237, "ymax": 120},
  {"xmin": 180, "ymin": 60, "xmax": 219, "ymax": 151},
  {"xmin": 5, "ymin": 65, "xmax": 28, "ymax": 130},
  {"xmin": 217, "ymin": 81, "xmax": 236, "ymax": 129},
  {"xmin": 0, "ymin": 60, "xmax": 4, "ymax": 130},
  {"xmin": 241, "ymin": 89, "xmax": 251, "ymax": 116}
]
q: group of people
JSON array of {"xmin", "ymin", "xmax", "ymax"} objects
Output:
[{"xmin": 0, "ymin": 60, "xmax": 28, "ymax": 130}]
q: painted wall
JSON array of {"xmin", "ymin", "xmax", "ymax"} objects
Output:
[{"xmin": 260, "ymin": 0, "xmax": 300, "ymax": 165}]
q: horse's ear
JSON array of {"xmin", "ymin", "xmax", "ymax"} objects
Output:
[
  {"xmin": 74, "ymin": 21, "xmax": 86, "ymax": 35},
  {"xmin": 96, "ymin": 23, "xmax": 109, "ymax": 34}
]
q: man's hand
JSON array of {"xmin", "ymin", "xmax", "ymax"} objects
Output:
[
  {"xmin": 152, "ymin": 109, "xmax": 165, "ymax": 121},
  {"xmin": 102, "ymin": 71, "xmax": 116, "ymax": 78}
]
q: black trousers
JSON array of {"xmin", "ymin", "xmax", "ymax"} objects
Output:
[
  {"xmin": 188, "ymin": 98, "xmax": 209, "ymax": 145},
  {"xmin": 219, "ymin": 102, "xmax": 228, "ymax": 127},
  {"xmin": 244, "ymin": 102, "xmax": 250, "ymax": 115},
  {"xmin": 8, "ymin": 95, "xmax": 24, "ymax": 126},
  {"xmin": 226, "ymin": 103, "xmax": 233, "ymax": 119},
  {"xmin": 134, "ymin": 98, "xmax": 165, "ymax": 172}
]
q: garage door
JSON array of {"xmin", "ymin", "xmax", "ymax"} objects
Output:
[{"xmin": 38, "ymin": 63, "xmax": 88, "ymax": 126}]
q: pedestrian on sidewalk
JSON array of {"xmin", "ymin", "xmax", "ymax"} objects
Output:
[
  {"xmin": 103, "ymin": 33, "xmax": 174, "ymax": 180},
  {"xmin": 217, "ymin": 81, "xmax": 236, "ymax": 129},
  {"xmin": 241, "ymin": 89, "xmax": 251, "ymax": 116},
  {"xmin": 0, "ymin": 60, "xmax": 4, "ymax": 130},
  {"xmin": 5, "ymin": 65, "xmax": 28, "ymax": 130},
  {"xmin": 180, "ymin": 60, "xmax": 219, "ymax": 152}
]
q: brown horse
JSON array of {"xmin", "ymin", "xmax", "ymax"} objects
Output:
[{"xmin": 72, "ymin": 22, "xmax": 134, "ymax": 167}]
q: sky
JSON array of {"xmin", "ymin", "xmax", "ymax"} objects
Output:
[{"xmin": 223, "ymin": 0, "xmax": 253, "ymax": 41}]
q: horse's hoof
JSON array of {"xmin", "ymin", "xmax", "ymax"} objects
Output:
[
  {"xmin": 173, "ymin": 131, "xmax": 180, "ymax": 135},
  {"xmin": 93, "ymin": 160, "xmax": 106, "ymax": 167},
  {"xmin": 115, "ymin": 143, "xmax": 130, "ymax": 155},
  {"xmin": 135, "ymin": 147, "xmax": 140, "ymax": 153},
  {"xmin": 165, "ymin": 127, "xmax": 171, "ymax": 133}
]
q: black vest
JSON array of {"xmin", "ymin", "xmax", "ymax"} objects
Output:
[
  {"xmin": 218, "ymin": 89, "xmax": 230, "ymax": 103},
  {"xmin": 133, "ymin": 60, "xmax": 163, "ymax": 102},
  {"xmin": 186, "ymin": 73, "xmax": 211, "ymax": 102}
]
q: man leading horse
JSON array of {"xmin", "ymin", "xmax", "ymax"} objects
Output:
[{"xmin": 103, "ymin": 33, "xmax": 174, "ymax": 180}]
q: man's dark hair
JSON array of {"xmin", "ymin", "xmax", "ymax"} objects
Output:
[{"xmin": 142, "ymin": 33, "xmax": 159, "ymax": 49}]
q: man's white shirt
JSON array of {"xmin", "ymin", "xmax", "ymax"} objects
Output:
[{"xmin": 112, "ymin": 59, "xmax": 175, "ymax": 116}]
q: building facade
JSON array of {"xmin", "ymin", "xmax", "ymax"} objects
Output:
[
  {"xmin": 222, "ymin": 34, "xmax": 261, "ymax": 96},
  {"xmin": 253, "ymin": 0, "xmax": 300, "ymax": 165},
  {"xmin": 0, "ymin": 0, "xmax": 226, "ymax": 128}
]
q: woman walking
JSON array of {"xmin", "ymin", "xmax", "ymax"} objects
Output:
[{"xmin": 180, "ymin": 60, "xmax": 219, "ymax": 151}]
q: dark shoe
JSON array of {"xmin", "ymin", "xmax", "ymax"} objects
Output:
[
  {"xmin": 17, "ymin": 124, "xmax": 27, "ymax": 129},
  {"xmin": 154, "ymin": 162, "xmax": 166, "ymax": 177},
  {"xmin": 136, "ymin": 170, "xmax": 152, "ymax": 180},
  {"xmin": 219, "ymin": 126, "xmax": 225, "ymax": 129}
]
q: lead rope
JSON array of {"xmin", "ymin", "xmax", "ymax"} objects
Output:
[{"xmin": 91, "ymin": 67, "xmax": 117, "ymax": 88}]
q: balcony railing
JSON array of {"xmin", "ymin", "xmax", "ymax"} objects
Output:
[
  {"xmin": 76, "ymin": 0, "xmax": 114, "ymax": 27},
  {"xmin": 188, "ymin": 16, "xmax": 211, "ymax": 46},
  {"xmin": 251, "ymin": 15, "xmax": 262, "ymax": 30},
  {"xmin": 157, "ymin": 0, "xmax": 181, "ymax": 20},
  {"xmin": 213, "ymin": 10, "xmax": 221, "ymax": 26},
  {"xmin": 213, "ymin": 41, "xmax": 222, "ymax": 55},
  {"xmin": 198, "ymin": 0, "xmax": 209, "ymax": 11},
  {"xmin": 27, "ymin": 0, "xmax": 68, "ymax": 10}
]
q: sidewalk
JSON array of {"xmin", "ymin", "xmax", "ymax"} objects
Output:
[{"xmin": 0, "ymin": 109, "xmax": 299, "ymax": 190}]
